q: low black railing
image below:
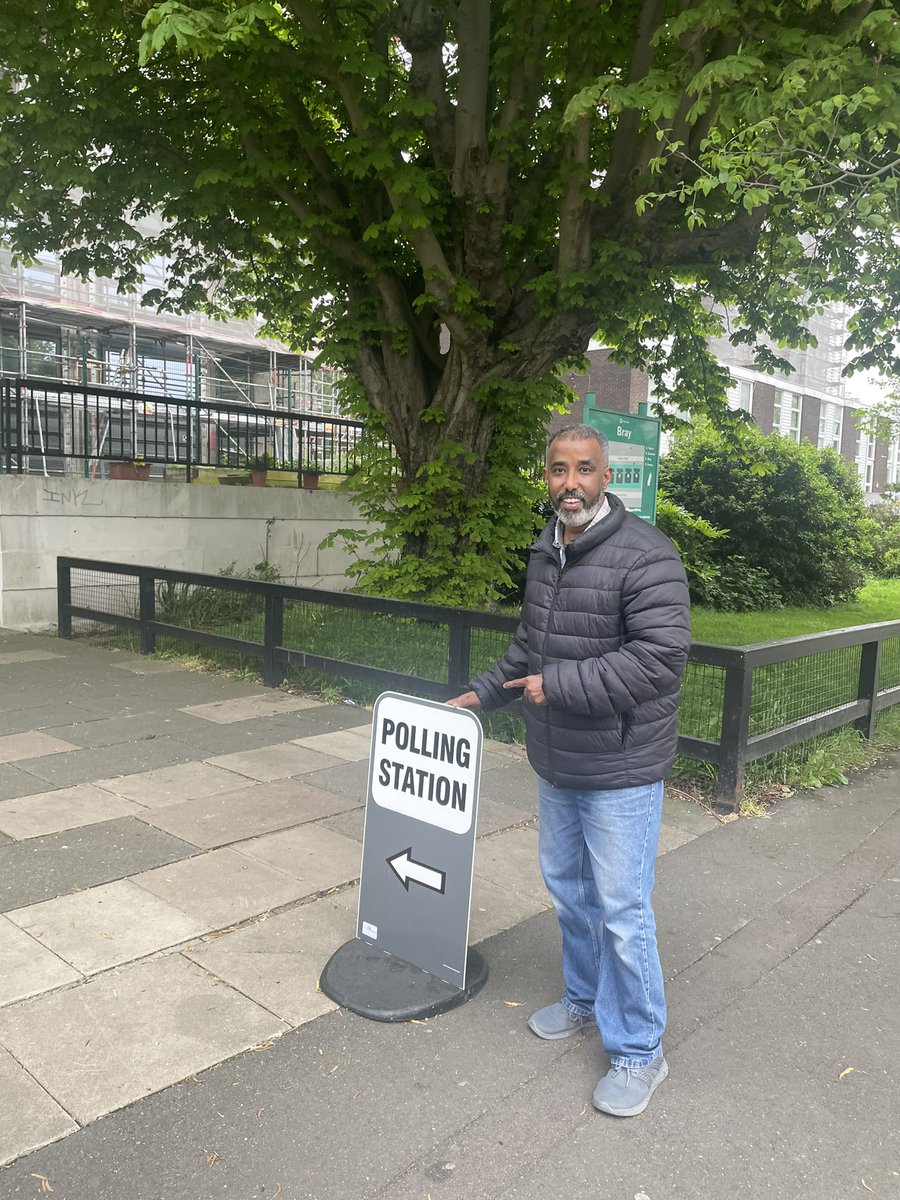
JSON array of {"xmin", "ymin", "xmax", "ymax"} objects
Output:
[
  {"xmin": 57, "ymin": 557, "xmax": 900, "ymax": 810},
  {"xmin": 1, "ymin": 377, "xmax": 366, "ymax": 480}
]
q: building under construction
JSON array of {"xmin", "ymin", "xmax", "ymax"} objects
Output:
[{"xmin": 0, "ymin": 246, "xmax": 340, "ymax": 415}]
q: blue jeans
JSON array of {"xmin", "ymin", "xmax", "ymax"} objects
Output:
[{"xmin": 537, "ymin": 777, "xmax": 666, "ymax": 1068}]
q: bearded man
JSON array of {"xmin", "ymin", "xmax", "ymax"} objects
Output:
[{"xmin": 449, "ymin": 423, "xmax": 690, "ymax": 1117}]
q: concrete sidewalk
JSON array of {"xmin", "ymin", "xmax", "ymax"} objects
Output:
[{"xmin": 0, "ymin": 628, "xmax": 897, "ymax": 1199}]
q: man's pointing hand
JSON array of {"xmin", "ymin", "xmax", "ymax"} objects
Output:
[{"xmin": 503, "ymin": 674, "xmax": 547, "ymax": 706}]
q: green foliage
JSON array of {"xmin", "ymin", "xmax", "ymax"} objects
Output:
[
  {"xmin": 660, "ymin": 422, "xmax": 876, "ymax": 607},
  {"xmin": 0, "ymin": 0, "xmax": 897, "ymax": 600},
  {"xmin": 327, "ymin": 375, "xmax": 564, "ymax": 606},
  {"xmin": 657, "ymin": 493, "xmax": 780, "ymax": 612},
  {"xmin": 244, "ymin": 451, "xmax": 278, "ymax": 471},
  {"xmin": 866, "ymin": 500, "xmax": 900, "ymax": 576},
  {"xmin": 156, "ymin": 558, "xmax": 279, "ymax": 627}
]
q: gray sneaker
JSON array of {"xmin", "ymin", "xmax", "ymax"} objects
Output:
[
  {"xmin": 592, "ymin": 1056, "xmax": 668, "ymax": 1116},
  {"xmin": 527, "ymin": 1001, "xmax": 591, "ymax": 1040}
]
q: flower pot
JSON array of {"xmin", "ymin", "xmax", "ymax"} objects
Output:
[
  {"xmin": 108, "ymin": 461, "xmax": 151, "ymax": 481},
  {"xmin": 302, "ymin": 470, "xmax": 320, "ymax": 489},
  {"xmin": 250, "ymin": 469, "xmax": 269, "ymax": 487}
]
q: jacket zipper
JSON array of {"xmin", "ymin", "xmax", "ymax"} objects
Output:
[{"xmin": 539, "ymin": 556, "xmax": 564, "ymax": 785}]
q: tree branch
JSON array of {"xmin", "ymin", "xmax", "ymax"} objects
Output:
[
  {"xmin": 602, "ymin": 0, "xmax": 666, "ymax": 203},
  {"xmin": 396, "ymin": 0, "xmax": 456, "ymax": 172},
  {"xmin": 451, "ymin": 0, "xmax": 492, "ymax": 197}
]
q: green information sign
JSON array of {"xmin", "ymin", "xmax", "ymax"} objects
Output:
[{"xmin": 583, "ymin": 396, "xmax": 661, "ymax": 524}]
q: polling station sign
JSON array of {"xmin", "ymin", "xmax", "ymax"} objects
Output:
[{"xmin": 357, "ymin": 692, "xmax": 483, "ymax": 988}]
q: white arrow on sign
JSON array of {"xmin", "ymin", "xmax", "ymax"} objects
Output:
[{"xmin": 386, "ymin": 848, "xmax": 446, "ymax": 895}]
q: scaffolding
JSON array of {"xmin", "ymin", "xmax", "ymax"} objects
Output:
[{"xmin": 0, "ymin": 247, "xmax": 343, "ymax": 415}]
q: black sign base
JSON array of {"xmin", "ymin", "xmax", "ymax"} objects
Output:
[{"xmin": 319, "ymin": 939, "xmax": 488, "ymax": 1022}]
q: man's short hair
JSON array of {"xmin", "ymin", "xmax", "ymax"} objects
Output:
[{"xmin": 547, "ymin": 424, "xmax": 609, "ymax": 455}]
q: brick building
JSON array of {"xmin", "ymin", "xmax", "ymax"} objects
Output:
[{"xmin": 558, "ymin": 317, "xmax": 898, "ymax": 501}]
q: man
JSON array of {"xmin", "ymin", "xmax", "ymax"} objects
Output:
[{"xmin": 449, "ymin": 423, "xmax": 690, "ymax": 1117}]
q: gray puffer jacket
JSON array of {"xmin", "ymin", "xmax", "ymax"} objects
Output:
[{"xmin": 471, "ymin": 493, "xmax": 690, "ymax": 790}]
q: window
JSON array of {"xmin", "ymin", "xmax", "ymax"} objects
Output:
[
  {"xmin": 887, "ymin": 440, "xmax": 900, "ymax": 489},
  {"xmin": 857, "ymin": 430, "xmax": 876, "ymax": 491},
  {"xmin": 773, "ymin": 390, "xmax": 802, "ymax": 441},
  {"xmin": 818, "ymin": 401, "xmax": 844, "ymax": 452},
  {"xmin": 726, "ymin": 379, "xmax": 753, "ymax": 413}
]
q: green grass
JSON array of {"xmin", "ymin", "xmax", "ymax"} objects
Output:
[{"xmin": 691, "ymin": 578, "xmax": 900, "ymax": 645}]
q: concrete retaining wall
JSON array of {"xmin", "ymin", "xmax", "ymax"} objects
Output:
[{"xmin": 0, "ymin": 475, "xmax": 372, "ymax": 629}]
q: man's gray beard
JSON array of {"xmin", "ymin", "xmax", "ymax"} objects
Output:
[{"xmin": 554, "ymin": 494, "xmax": 605, "ymax": 529}]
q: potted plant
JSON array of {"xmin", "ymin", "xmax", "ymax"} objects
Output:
[
  {"xmin": 108, "ymin": 455, "xmax": 151, "ymax": 481},
  {"xmin": 246, "ymin": 452, "xmax": 277, "ymax": 487},
  {"xmin": 301, "ymin": 458, "xmax": 321, "ymax": 489}
]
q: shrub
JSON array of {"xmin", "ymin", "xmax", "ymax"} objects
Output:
[
  {"xmin": 867, "ymin": 501, "xmax": 900, "ymax": 575},
  {"xmin": 660, "ymin": 423, "xmax": 875, "ymax": 608}
]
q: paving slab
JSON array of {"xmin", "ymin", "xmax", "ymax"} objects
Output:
[
  {"xmin": 657, "ymin": 819, "xmax": 698, "ymax": 855},
  {"xmin": 0, "ymin": 955, "xmax": 288, "ymax": 1126},
  {"xmin": 233, "ymin": 822, "xmax": 362, "ymax": 893},
  {"xmin": 134, "ymin": 778, "xmax": 356, "ymax": 849},
  {"xmin": 17, "ymin": 737, "xmax": 200, "ymax": 790},
  {"xmin": 0, "ymin": 650, "xmax": 63, "ymax": 665},
  {"xmin": 0, "ymin": 763, "xmax": 61, "ymax": 803},
  {"xmin": 0, "ymin": 732, "xmax": 79, "ymax": 764},
  {"xmin": 0, "ymin": 704, "xmax": 83, "ymax": 738},
  {"xmin": 0, "ymin": 915, "xmax": 81, "ymax": 1007},
  {"xmin": 299, "ymin": 758, "xmax": 372, "ymax": 803},
  {"xmin": 95, "ymin": 760, "xmax": 252, "ymax": 808},
  {"xmin": 475, "ymin": 796, "xmax": 537, "ymax": 837},
  {"xmin": 161, "ymin": 705, "xmax": 373, "ymax": 756},
  {"xmin": 40, "ymin": 712, "xmax": 187, "ymax": 749},
  {"xmin": 185, "ymin": 897, "xmax": 355, "ymax": 1025},
  {"xmin": 132, "ymin": 847, "xmax": 316, "ymax": 928},
  {"xmin": 0, "ymin": 783, "xmax": 142, "ymax": 840},
  {"xmin": 0, "ymin": 1046, "xmax": 78, "ymax": 1168},
  {"xmin": 0, "ymin": 818, "xmax": 199, "ymax": 913},
  {"xmin": 468, "ymin": 875, "xmax": 551, "ymax": 944},
  {"xmin": 205, "ymin": 742, "xmax": 345, "ymax": 782},
  {"xmin": 179, "ymin": 693, "xmax": 326, "ymax": 723},
  {"xmin": 472, "ymin": 826, "xmax": 546, "ymax": 900},
  {"xmin": 7, "ymin": 880, "xmax": 206, "ymax": 975},
  {"xmin": 291, "ymin": 728, "xmax": 373, "ymax": 761},
  {"xmin": 475, "ymin": 761, "xmax": 540, "ymax": 812},
  {"xmin": 112, "ymin": 658, "xmax": 192, "ymax": 674},
  {"xmin": 317, "ymin": 806, "xmax": 366, "ymax": 842}
]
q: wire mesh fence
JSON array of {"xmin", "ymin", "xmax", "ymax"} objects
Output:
[
  {"xmin": 750, "ymin": 645, "xmax": 862, "ymax": 735},
  {"xmin": 678, "ymin": 661, "xmax": 726, "ymax": 741}
]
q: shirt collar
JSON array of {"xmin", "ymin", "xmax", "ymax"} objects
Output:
[{"xmin": 553, "ymin": 494, "xmax": 611, "ymax": 550}]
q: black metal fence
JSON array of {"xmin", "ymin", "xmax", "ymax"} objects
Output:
[
  {"xmin": 57, "ymin": 557, "xmax": 900, "ymax": 810},
  {"xmin": 1, "ymin": 377, "xmax": 366, "ymax": 481}
]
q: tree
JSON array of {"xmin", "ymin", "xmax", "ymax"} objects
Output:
[
  {"xmin": 1, "ymin": 0, "xmax": 897, "ymax": 602},
  {"xmin": 856, "ymin": 377, "xmax": 900, "ymax": 444},
  {"xmin": 660, "ymin": 422, "xmax": 877, "ymax": 607}
]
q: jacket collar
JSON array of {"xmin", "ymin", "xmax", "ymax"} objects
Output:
[{"xmin": 535, "ymin": 491, "xmax": 627, "ymax": 560}]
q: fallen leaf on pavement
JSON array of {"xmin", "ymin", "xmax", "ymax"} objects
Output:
[
  {"xmin": 504, "ymin": 1001, "xmax": 524, "ymax": 1008},
  {"xmin": 839, "ymin": 1066, "xmax": 855, "ymax": 1080},
  {"xmin": 30, "ymin": 1176, "xmax": 53, "ymax": 1194}
]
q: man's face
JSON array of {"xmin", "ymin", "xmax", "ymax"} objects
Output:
[{"xmin": 545, "ymin": 436, "xmax": 613, "ymax": 531}]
